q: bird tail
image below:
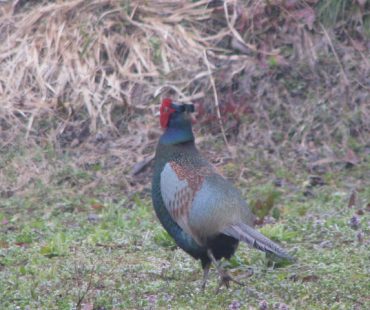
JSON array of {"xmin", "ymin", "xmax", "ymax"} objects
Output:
[{"xmin": 223, "ymin": 223, "xmax": 293, "ymax": 261}]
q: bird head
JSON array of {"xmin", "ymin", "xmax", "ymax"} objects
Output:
[
  {"xmin": 159, "ymin": 98, "xmax": 195, "ymax": 145},
  {"xmin": 160, "ymin": 98, "xmax": 195, "ymax": 129}
]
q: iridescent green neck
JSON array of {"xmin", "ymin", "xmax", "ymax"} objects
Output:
[
  {"xmin": 159, "ymin": 111, "xmax": 194, "ymax": 145},
  {"xmin": 159, "ymin": 128, "xmax": 194, "ymax": 145}
]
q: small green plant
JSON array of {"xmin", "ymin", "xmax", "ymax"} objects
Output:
[{"xmin": 153, "ymin": 228, "xmax": 176, "ymax": 248}]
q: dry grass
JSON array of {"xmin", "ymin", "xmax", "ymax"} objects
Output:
[
  {"xmin": 0, "ymin": 0, "xmax": 224, "ymax": 132},
  {"xmin": 0, "ymin": 0, "xmax": 369, "ymax": 195}
]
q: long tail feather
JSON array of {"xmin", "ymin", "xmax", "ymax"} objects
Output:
[{"xmin": 223, "ymin": 223, "xmax": 293, "ymax": 261}]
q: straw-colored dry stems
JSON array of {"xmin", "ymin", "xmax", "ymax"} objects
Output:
[
  {"xmin": 0, "ymin": 0, "xmax": 228, "ymax": 136},
  {"xmin": 203, "ymin": 49, "xmax": 229, "ymax": 148}
]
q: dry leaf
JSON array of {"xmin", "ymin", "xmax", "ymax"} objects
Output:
[
  {"xmin": 0, "ymin": 240, "xmax": 9, "ymax": 248},
  {"xmin": 347, "ymin": 190, "xmax": 357, "ymax": 208},
  {"xmin": 343, "ymin": 149, "xmax": 360, "ymax": 166},
  {"xmin": 91, "ymin": 204, "xmax": 104, "ymax": 210},
  {"xmin": 302, "ymin": 275, "xmax": 319, "ymax": 282}
]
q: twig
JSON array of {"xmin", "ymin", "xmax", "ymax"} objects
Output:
[
  {"xmin": 153, "ymin": 84, "xmax": 187, "ymax": 99},
  {"xmin": 320, "ymin": 23, "xmax": 349, "ymax": 86},
  {"xmin": 223, "ymin": 0, "xmax": 276, "ymax": 56},
  {"xmin": 131, "ymin": 155, "xmax": 154, "ymax": 176},
  {"xmin": 76, "ymin": 264, "xmax": 96, "ymax": 310},
  {"xmin": 25, "ymin": 112, "xmax": 35, "ymax": 140},
  {"xmin": 203, "ymin": 50, "xmax": 229, "ymax": 148}
]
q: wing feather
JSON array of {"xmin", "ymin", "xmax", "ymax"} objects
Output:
[
  {"xmin": 160, "ymin": 161, "xmax": 215, "ymax": 243},
  {"xmin": 160, "ymin": 162, "xmax": 194, "ymax": 237}
]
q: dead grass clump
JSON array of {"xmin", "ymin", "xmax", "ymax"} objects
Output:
[{"xmin": 0, "ymin": 0, "xmax": 223, "ymax": 138}]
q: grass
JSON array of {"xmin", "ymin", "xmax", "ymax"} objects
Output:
[{"xmin": 1, "ymin": 145, "xmax": 369, "ymax": 309}]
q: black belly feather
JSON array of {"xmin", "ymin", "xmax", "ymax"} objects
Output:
[{"xmin": 200, "ymin": 234, "xmax": 239, "ymax": 268}]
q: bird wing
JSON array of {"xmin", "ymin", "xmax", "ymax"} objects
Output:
[{"xmin": 160, "ymin": 161, "xmax": 213, "ymax": 241}]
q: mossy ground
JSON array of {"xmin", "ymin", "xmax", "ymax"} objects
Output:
[{"xmin": 1, "ymin": 145, "xmax": 369, "ymax": 310}]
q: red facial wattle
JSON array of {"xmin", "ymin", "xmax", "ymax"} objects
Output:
[{"xmin": 160, "ymin": 98, "xmax": 175, "ymax": 129}]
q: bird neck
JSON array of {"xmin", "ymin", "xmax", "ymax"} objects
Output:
[{"xmin": 159, "ymin": 126, "xmax": 194, "ymax": 145}]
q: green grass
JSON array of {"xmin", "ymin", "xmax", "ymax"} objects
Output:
[{"xmin": 0, "ymin": 149, "xmax": 369, "ymax": 309}]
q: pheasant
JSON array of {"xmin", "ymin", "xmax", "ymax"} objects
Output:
[{"xmin": 152, "ymin": 98, "xmax": 293, "ymax": 289}]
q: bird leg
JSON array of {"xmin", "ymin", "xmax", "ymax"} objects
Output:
[
  {"xmin": 201, "ymin": 263, "xmax": 211, "ymax": 290},
  {"xmin": 207, "ymin": 249, "xmax": 245, "ymax": 291}
]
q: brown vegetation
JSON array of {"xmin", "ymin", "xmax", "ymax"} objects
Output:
[{"xmin": 0, "ymin": 0, "xmax": 369, "ymax": 195}]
